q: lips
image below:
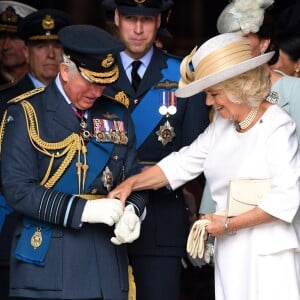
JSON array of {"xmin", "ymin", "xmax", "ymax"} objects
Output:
[{"xmin": 215, "ymin": 105, "xmax": 224, "ymax": 111}]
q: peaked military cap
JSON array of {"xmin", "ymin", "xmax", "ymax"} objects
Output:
[
  {"xmin": 103, "ymin": 0, "xmax": 171, "ymax": 13},
  {"xmin": 58, "ymin": 24, "xmax": 125, "ymax": 85},
  {"xmin": 115, "ymin": 0, "xmax": 163, "ymax": 16},
  {"xmin": 0, "ymin": 1, "xmax": 36, "ymax": 34},
  {"xmin": 18, "ymin": 8, "xmax": 73, "ymax": 41},
  {"xmin": 103, "ymin": 0, "xmax": 172, "ymax": 36}
]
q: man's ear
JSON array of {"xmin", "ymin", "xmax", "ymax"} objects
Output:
[
  {"xmin": 114, "ymin": 9, "xmax": 120, "ymax": 27},
  {"xmin": 59, "ymin": 63, "xmax": 68, "ymax": 82},
  {"xmin": 24, "ymin": 46, "xmax": 29, "ymax": 63},
  {"xmin": 156, "ymin": 13, "xmax": 161, "ymax": 30}
]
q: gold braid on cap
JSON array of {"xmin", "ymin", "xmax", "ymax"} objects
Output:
[
  {"xmin": 29, "ymin": 34, "xmax": 58, "ymax": 40},
  {"xmin": 20, "ymin": 101, "xmax": 88, "ymax": 193},
  {"xmin": 79, "ymin": 64, "xmax": 119, "ymax": 85},
  {"xmin": 79, "ymin": 54, "xmax": 120, "ymax": 84},
  {"xmin": 0, "ymin": 6, "xmax": 19, "ymax": 32},
  {"xmin": 178, "ymin": 46, "xmax": 198, "ymax": 88}
]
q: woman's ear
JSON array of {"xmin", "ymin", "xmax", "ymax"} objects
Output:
[{"xmin": 260, "ymin": 38, "xmax": 270, "ymax": 54}]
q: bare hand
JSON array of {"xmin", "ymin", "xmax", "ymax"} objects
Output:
[
  {"xmin": 203, "ymin": 214, "xmax": 226, "ymax": 237},
  {"xmin": 108, "ymin": 178, "xmax": 134, "ymax": 204}
]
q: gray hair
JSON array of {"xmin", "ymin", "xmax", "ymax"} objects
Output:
[{"xmin": 62, "ymin": 53, "xmax": 78, "ymax": 76}]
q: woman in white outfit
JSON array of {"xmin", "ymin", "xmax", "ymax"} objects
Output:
[{"xmin": 109, "ymin": 33, "xmax": 300, "ymax": 300}]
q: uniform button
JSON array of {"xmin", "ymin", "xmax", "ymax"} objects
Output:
[
  {"xmin": 91, "ymin": 188, "xmax": 97, "ymax": 194},
  {"xmin": 134, "ymin": 99, "xmax": 139, "ymax": 104},
  {"xmin": 113, "ymin": 154, "xmax": 118, "ymax": 160}
]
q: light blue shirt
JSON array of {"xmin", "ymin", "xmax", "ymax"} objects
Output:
[
  {"xmin": 28, "ymin": 73, "xmax": 46, "ymax": 88},
  {"xmin": 120, "ymin": 47, "xmax": 153, "ymax": 82}
]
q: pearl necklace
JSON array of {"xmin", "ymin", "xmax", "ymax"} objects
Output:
[{"xmin": 235, "ymin": 107, "xmax": 259, "ymax": 131}]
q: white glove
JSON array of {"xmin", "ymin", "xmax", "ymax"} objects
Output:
[
  {"xmin": 81, "ymin": 198, "xmax": 123, "ymax": 226},
  {"xmin": 186, "ymin": 219, "xmax": 210, "ymax": 259},
  {"xmin": 111, "ymin": 204, "xmax": 141, "ymax": 245}
]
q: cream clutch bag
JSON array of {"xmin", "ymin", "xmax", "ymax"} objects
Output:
[{"xmin": 226, "ymin": 178, "xmax": 271, "ymax": 217}]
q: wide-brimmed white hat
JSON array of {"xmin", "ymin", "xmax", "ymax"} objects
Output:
[{"xmin": 175, "ymin": 33, "xmax": 274, "ymax": 98}]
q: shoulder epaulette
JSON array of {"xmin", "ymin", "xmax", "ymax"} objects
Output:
[
  {"xmin": 102, "ymin": 91, "xmax": 129, "ymax": 109},
  {"xmin": 7, "ymin": 86, "xmax": 46, "ymax": 104}
]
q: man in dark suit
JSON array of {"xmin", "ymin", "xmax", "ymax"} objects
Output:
[
  {"xmin": 0, "ymin": 24, "xmax": 147, "ymax": 299},
  {"xmin": 103, "ymin": 1, "xmax": 210, "ymax": 299},
  {"xmin": 0, "ymin": 8, "xmax": 73, "ymax": 118}
]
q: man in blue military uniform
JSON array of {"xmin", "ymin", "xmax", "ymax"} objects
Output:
[
  {"xmin": 0, "ymin": 1, "xmax": 37, "ymax": 91},
  {"xmin": 1, "ymin": 24, "xmax": 147, "ymax": 300},
  {"xmin": 0, "ymin": 9, "xmax": 73, "ymax": 300},
  {"xmin": 103, "ymin": 1, "xmax": 210, "ymax": 299},
  {"xmin": 0, "ymin": 8, "xmax": 73, "ymax": 118}
]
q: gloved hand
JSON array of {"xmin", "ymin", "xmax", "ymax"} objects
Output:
[
  {"xmin": 81, "ymin": 198, "xmax": 123, "ymax": 226},
  {"xmin": 111, "ymin": 204, "xmax": 141, "ymax": 245}
]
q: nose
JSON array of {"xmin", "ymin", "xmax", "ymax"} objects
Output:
[
  {"xmin": 1, "ymin": 37, "xmax": 11, "ymax": 50},
  {"xmin": 91, "ymin": 84, "xmax": 105, "ymax": 98},
  {"xmin": 205, "ymin": 94, "xmax": 214, "ymax": 106},
  {"xmin": 134, "ymin": 20, "xmax": 143, "ymax": 34},
  {"xmin": 46, "ymin": 44, "xmax": 55, "ymax": 58}
]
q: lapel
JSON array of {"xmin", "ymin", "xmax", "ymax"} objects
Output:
[
  {"xmin": 107, "ymin": 48, "xmax": 168, "ymax": 101},
  {"xmin": 45, "ymin": 82, "xmax": 80, "ymax": 133},
  {"xmin": 136, "ymin": 48, "xmax": 168, "ymax": 97}
]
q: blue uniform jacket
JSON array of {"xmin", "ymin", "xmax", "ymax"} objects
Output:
[
  {"xmin": 1, "ymin": 81, "xmax": 146, "ymax": 299},
  {"xmin": 105, "ymin": 48, "xmax": 210, "ymax": 257}
]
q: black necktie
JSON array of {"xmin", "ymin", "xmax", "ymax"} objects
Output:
[{"xmin": 131, "ymin": 60, "xmax": 142, "ymax": 91}]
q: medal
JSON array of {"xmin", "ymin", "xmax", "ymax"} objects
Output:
[
  {"xmin": 80, "ymin": 118, "xmax": 92, "ymax": 141},
  {"xmin": 93, "ymin": 118, "xmax": 128, "ymax": 145},
  {"xmin": 159, "ymin": 91, "xmax": 168, "ymax": 115},
  {"xmin": 101, "ymin": 166, "xmax": 113, "ymax": 192},
  {"xmin": 158, "ymin": 91, "xmax": 177, "ymax": 116},
  {"xmin": 31, "ymin": 227, "xmax": 42, "ymax": 249},
  {"xmin": 167, "ymin": 91, "xmax": 177, "ymax": 115},
  {"xmin": 156, "ymin": 120, "xmax": 176, "ymax": 146}
]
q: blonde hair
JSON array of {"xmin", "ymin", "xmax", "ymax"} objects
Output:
[{"xmin": 211, "ymin": 66, "xmax": 271, "ymax": 108}]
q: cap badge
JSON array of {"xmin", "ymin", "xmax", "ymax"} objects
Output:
[
  {"xmin": 134, "ymin": 0, "xmax": 146, "ymax": 3},
  {"xmin": 101, "ymin": 54, "xmax": 114, "ymax": 68},
  {"xmin": 1, "ymin": 6, "xmax": 19, "ymax": 23},
  {"xmin": 42, "ymin": 14, "xmax": 55, "ymax": 30}
]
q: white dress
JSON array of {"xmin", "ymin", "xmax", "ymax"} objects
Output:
[{"xmin": 158, "ymin": 105, "xmax": 300, "ymax": 300}]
